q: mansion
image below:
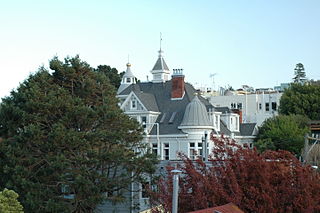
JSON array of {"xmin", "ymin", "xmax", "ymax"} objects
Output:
[{"xmin": 98, "ymin": 48, "xmax": 257, "ymax": 212}]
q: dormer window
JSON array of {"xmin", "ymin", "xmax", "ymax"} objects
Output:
[{"xmin": 126, "ymin": 78, "xmax": 131, "ymax": 83}]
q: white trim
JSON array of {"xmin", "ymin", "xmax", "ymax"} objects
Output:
[
  {"xmin": 144, "ymin": 134, "xmax": 188, "ymax": 138},
  {"xmin": 120, "ymin": 91, "xmax": 148, "ymax": 111},
  {"xmin": 125, "ymin": 111, "xmax": 160, "ymax": 115},
  {"xmin": 178, "ymin": 125, "xmax": 214, "ymax": 129},
  {"xmin": 171, "ymin": 91, "xmax": 185, "ymax": 100}
]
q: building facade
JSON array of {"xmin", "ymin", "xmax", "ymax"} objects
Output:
[
  {"xmin": 98, "ymin": 48, "xmax": 257, "ymax": 212},
  {"xmin": 208, "ymin": 90, "xmax": 282, "ymax": 126}
]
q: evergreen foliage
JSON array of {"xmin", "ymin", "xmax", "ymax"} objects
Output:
[
  {"xmin": 292, "ymin": 63, "xmax": 307, "ymax": 84},
  {"xmin": 0, "ymin": 56, "xmax": 157, "ymax": 213},
  {"xmin": 95, "ymin": 65, "xmax": 124, "ymax": 89},
  {"xmin": 255, "ymin": 115, "xmax": 309, "ymax": 155},
  {"xmin": 279, "ymin": 83, "xmax": 320, "ymax": 120}
]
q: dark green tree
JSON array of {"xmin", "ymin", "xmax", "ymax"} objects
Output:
[
  {"xmin": 95, "ymin": 65, "xmax": 124, "ymax": 89},
  {"xmin": 292, "ymin": 63, "xmax": 307, "ymax": 84},
  {"xmin": 0, "ymin": 56, "xmax": 157, "ymax": 213},
  {"xmin": 255, "ymin": 115, "xmax": 309, "ymax": 155},
  {"xmin": 279, "ymin": 83, "xmax": 320, "ymax": 120}
]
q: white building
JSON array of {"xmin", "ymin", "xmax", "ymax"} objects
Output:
[
  {"xmin": 98, "ymin": 48, "xmax": 257, "ymax": 212},
  {"xmin": 208, "ymin": 90, "xmax": 282, "ymax": 126}
]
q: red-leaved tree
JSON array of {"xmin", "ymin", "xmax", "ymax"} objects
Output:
[{"xmin": 149, "ymin": 135, "xmax": 320, "ymax": 213}]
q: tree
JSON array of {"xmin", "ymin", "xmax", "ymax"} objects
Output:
[
  {"xmin": 0, "ymin": 56, "xmax": 157, "ymax": 213},
  {"xmin": 150, "ymin": 136, "xmax": 320, "ymax": 213},
  {"xmin": 292, "ymin": 63, "xmax": 307, "ymax": 84},
  {"xmin": 255, "ymin": 115, "xmax": 309, "ymax": 155},
  {"xmin": 95, "ymin": 65, "xmax": 124, "ymax": 89},
  {"xmin": 279, "ymin": 83, "xmax": 320, "ymax": 120},
  {"xmin": 0, "ymin": 188, "xmax": 24, "ymax": 213}
]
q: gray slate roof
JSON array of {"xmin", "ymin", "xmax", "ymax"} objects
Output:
[
  {"xmin": 120, "ymin": 81, "xmax": 211, "ymax": 135},
  {"xmin": 119, "ymin": 80, "xmax": 256, "ymax": 137},
  {"xmin": 239, "ymin": 123, "xmax": 257, "ymax": 136},
  {"xmin": 152, "ymin": 57, "xmax": 169, "ymax": 71},
  {"xmin": 134, "ymin": 92, "xmax": 159, "ymax": 112}
]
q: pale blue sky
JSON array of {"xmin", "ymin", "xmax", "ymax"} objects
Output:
[{"xmin": 1, "ymin": 0, "xmax": 320, "ymax": 98}]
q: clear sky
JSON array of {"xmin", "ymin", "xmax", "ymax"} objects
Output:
[{"xmin": 1, "ymin": 0, "xmax": 320, "ymax": 98}]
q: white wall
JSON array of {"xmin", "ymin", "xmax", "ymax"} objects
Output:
[{"xmin": 209, "ymin": 92, "xmax": 282, "ymax": 126}]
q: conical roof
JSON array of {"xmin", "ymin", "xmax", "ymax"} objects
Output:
[{"xmin": 180, "ymin": 96, "xmax": 211, "ymax": 126}]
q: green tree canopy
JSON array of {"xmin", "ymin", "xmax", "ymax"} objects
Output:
[
  {"xmin": 292, "ymin": 63, "xmax": 307, "ymax": 84},
  {"xmin": 279, "ymin": 83, "xmax": 320, "ymax": 120},
  {"xmin": 255, "ymin": 115, "xmax": 309, "ymax": 155},
  {"xmin": 0, "ymin": 56, "xmax": 157, "ymax": 213},
  {"xmin": 0, "ymin": 188, "xmax": 24, "ymax": 213},
  {"xmin": 95, "ymin": 65, "xmax": 124, "ymax": 89}
]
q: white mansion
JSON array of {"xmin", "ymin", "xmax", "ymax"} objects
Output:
[{"xmin": 98, "ymin": 48, "xmax": 258, "ymax": 212}]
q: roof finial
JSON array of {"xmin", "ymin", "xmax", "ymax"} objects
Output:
[
  {"xmin": 126, "ymin": 54, "xmax": 131, "ymax": 67},
  {"xmin": 160, "ymin": 32, "xmax": 162, "ymax": 51}
]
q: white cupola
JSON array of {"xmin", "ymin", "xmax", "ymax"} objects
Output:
[
  {"xmin": 150, "ymin": 49, "xmax": 170, "ymax": 83},
  {"xmin": 117, "ymin": 63, "xmax": 136, "ymax": 94}
]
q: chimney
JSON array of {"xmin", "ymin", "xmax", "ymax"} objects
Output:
[
  {"xmin": 232, "ymin": 109, "xmax": 243, "ymax": 123},
  {"xmin": 171, "ymin": 69, "xmax": 185, "ymax": 100}
]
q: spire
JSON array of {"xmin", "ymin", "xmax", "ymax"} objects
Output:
[{"xmin": 150, "ymin": 33, "xmax": 170, "ymax": 83}]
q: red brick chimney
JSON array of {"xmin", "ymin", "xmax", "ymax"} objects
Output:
[{"xmin": 171, "ymin": 69, "xmax": 185, "ymax": 99}]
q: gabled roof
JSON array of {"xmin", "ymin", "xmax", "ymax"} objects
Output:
[
  {"xmin": 187, "ymin": 203, "xmax": 244, "ymax": 213},
  {"xmin": 134, "ymin": 92, "xmax": 159, "ymax": 112}
]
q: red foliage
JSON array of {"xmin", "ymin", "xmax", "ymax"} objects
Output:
[{"xmin": 149, "ymin": 136, "xmax": 320, "ymax": 213}]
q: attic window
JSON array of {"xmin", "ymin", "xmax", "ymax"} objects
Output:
[
  {"xmin": 168, "ymin": 112, "xmax": 177, "ymax": 124},
  {"xmin": 126, "ymin": 78, "xmax": 131, "ymax": 83},
  {"xmin": 160, "ymin": 113, "xmax": 166, "ymax": 123},
  {"xmin": 131, "ymin": 100, "xmax": 137, "ymax": 109}
]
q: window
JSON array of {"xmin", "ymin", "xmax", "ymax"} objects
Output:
[
  {"xmin": 152, "ymin": 144, "xmax": 158, "ymax": 155},
  {"xmin": 189, "ymin": 142, "xmax": 202, "ymax": 160},
  {"xmin": 189, "ymin": 142, "xmax": 196, "ymax": 160},
  {"xmin": 141, "ymin": 182, "xmax": 149, "ymax": 199},
  {"xmin": 237, "ymin": 103, "xmax": 243, "ymax": 109},
  {"xmin": 164, "ymin": 143, "xmax": 169, "ymax": 160},
  {"xmin": 141, "ymin": 116, "xmax": 147, "ymax": 128},
  {"xmin": 265, "ymin": 103, "xmax": 270, "ymax": 111},
  {"xmin": 272, "ymin": 102, "xmax": 277, "ymax": 111},
  {"xmin": 131, "ymin": 100, "xmax": 137, "ymax": 109},
  {"xmin": 259, "ymin": 103, "xmax": 262, "ymax": 110},
  {"xmin": 198, "ymin": 142, "xmax": 203, "ymax": 158},
  {"xmin": 126, "ymin": 78, "xmax": 131, "ymax": 83}
]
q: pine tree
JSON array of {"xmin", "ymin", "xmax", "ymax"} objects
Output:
[
  {"xmin": 293, "ymin": 63, "xmax": 307, "ymax": 84},
  {"xmin": 0, "ymin": 56, "xmax": 157, "ymax": 213}
]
